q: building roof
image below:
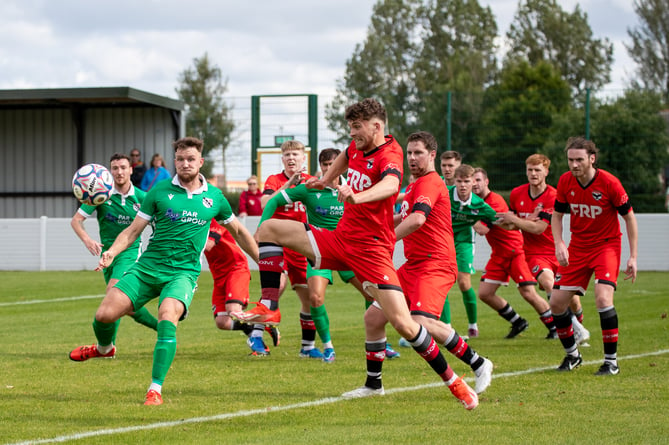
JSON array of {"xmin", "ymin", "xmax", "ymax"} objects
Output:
[{"xmin": 0, "ymin": 86, "xmax": 183, "ymax": 111}]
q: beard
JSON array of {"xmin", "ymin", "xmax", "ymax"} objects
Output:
[{"xmin": 177, "ymin": 169, "xmax": 199, "ymax": 183}]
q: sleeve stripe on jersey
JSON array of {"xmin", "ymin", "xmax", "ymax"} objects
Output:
[
  {"xmin": 137, "ymin": 210, "xmax": 153, "ymax": 221},
  {"xmin": 411, "ymin": 202, "xmax": 432, "ymax": 218},
  {"xmin": 380, "ymin": 167, "xmax": 402, "ymax": 181},
  {"xmin": 280, "ymin": 189, "xmax": 294, "ymax": 204},
  {"xmin": 617, "ymin": 201, "xmax": 632, "ymax": 216},
  {"xmin": 209, "ymin": 231, "xmax": 221, "ymax": 244},
  {"xmin": 554, "ymin": 200, "xmax": 569, "ymax": 213},
  {"xmin": 538, "ymin": 210, "xmax": 552, "ymax": 222}
]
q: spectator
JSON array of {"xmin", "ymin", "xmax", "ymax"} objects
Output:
[
  {"xmin": 238, "ymin": 175, "xmax": 263, "ymax": 217},
  {"xmin": 129, "ymin": 148, "xmax": 146, "ymax": 188},
  {"xmin": 140, "ymin": 153, "xmax": 171, "ymax": 191}
]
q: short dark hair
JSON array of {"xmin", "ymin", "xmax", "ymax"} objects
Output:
[
  {"xmin": 407, "ymin": 131, "xmax": 438, "ymax": 151},
  {"xmin": 319, "ymin": 148, "xmax": 341, "ymax": 164},
  {"xmin": 473, "ymin": 167, "xmax": 488, "ymax": 179},
  {"xmin": 172, "ymin": 136, "xmax": 204, "ymax": 153},
  {"xmin": 110, "ymin": 153, "xmax": 131, "ymax": 163},
  {"xmin": 345, "ymin": 98, "xmax": 387, "ymax": 123},
  {"xmin": 440, "ymin": 150, "xmax": 462, "ymax": 162}
]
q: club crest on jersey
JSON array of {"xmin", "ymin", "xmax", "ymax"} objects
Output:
[
  {"xmin": 555, "ymin": 273, "xmax": 562, "ymax": 282},
  {"xmin": 471, "ymin": 209, "xmax": 479, "ymax": 215},
  {"xmin": 532, "ymin": 265, "xmax": 540, "ymax": 275},
  {"xmin": 133, "ymin": 203, "xmax": 141, "ymax": 212},
  {"xmin": 592, "ymin": 191, "xmax": 603, "ymax": 201},
  {"xmin": 202, "ymin": 197, "xmax": 213, "ymax": 208},
  {"xmin": 367, "ymin": 158, "xmax": 374, "ymax": 169}
]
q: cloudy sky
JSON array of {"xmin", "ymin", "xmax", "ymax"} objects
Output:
[
  {"xmin": 1, "ymin": 0, "xmax": 639, "ymax": 99},
  {"xmin": 0, "ymin": 0, "xmax": 639, "ymax": 180}
]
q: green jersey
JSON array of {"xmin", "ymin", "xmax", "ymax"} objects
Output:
[
  {"xmin": 448, "ymin": 185, "xmax": 496, "ymax": 245},
  {"xmin": 259, "ymin": 184, "xmax": 343, "ymax": 230},
  {"xmin": 78, "ymin": 185, "xmax": 146, "ymax": 255},
  {"xmin": 136, "ymin": 176, "xmax": 234, "ymax": 275}
]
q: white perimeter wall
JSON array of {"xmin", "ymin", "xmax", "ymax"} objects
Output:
[{"xmin": 0, "ymin": 214, "xmax": 667, "ymax": 272}]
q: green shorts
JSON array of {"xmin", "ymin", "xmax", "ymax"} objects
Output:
[
  {"xmin": 103, "ymin": 250, "xmax": 138, "ymax": 284},
  {"xmin": 114, "ymin": 265, "xmax": 198, "ymax": 321},
  {"xmin": 455, "ymin": 241, "xmax": 476, "ymax": 275},
  {"xmin": 306, "ymin": 262, "xmax": 355, "ymax": 284}
]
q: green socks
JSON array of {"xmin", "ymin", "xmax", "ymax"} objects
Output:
[
  {"xmin": 310, "ymin": 304, "xmax": 331, "ymax": 344},
  {"xmin": 462, "ymin": 288, "xmax": 478, "ymax": 324},
  {"xmin": 152, "ymin": 320, "xmax": 177, "ymax": 386},
  {"xmin": 131, "ymin": 306, "xmax": 158, "ymax": 331},
  {"xmin": 93, "ymin": 318, "xmax": 119, "ymax": 346},
  {"xmin": 440, "ymin": 297, "xmax": 452, "ymax": 324}
]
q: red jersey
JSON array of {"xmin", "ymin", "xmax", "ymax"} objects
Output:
[
  {"xmin": 263, "ymin": 171, "xmax": 312, "ymax": 222},
  {"xmin": 204, "ymin": 219, "xmax": 249, "ymax": 280},
  {"xmin": 509, "ymin": 183, "xmax": 556, "ymax": 256},
  {"xmin": 239, "ymin": 190, "xmax": 263, "ymax": 216},
  {"xmin": 482, "ymin": 191, "xmax": 524, "ymax": 256},
  {"xmin": 401, "ymin": 171, "xmax": 456, "ymax": 266},
  {"xmin": 338, "ymin": 135, "xmax": 403, "ymax": 250},
  {"xmin": 555, "ymin": 169, "xmax": 631, "ymax": 247}
]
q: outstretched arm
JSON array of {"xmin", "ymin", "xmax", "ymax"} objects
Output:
[{"xmin": 224, "ymin": 217, "xmax": 259, "ymax": 263}]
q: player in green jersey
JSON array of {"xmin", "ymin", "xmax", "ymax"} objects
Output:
[
  {"xmin": 256, "ymin": 148, "xmax": 393, "ymax": 363},
  {"xmin": 70, "ymin": 153, "xmax": 158, "ymax": 338},
  {"xmin": 443, "ymin": 164, "xmax": 496, "ymax": 338},
  {"xmin": 69, "ymin": 137, "xmax": 259, "ymax": 406}
]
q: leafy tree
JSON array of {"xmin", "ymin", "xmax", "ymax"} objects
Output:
[
  {"xmin": 589, "ymin": 89, "xmax": 669, "ymax": 210},
  {"xmin": 625, "ymin": 0, "xmax": 669, "ymax": 103},
  {"xmin": 176, "ymin": 53, "xmax": 235, "ymax": 181},
  {"xmin": 506, "ymin": 0, "xmax": 613, "ymax": 96},
  {"xmin": 325, "ymin": 0, "xmax": 422, "ymax": 148},
  {"xmin": 413, "ymin": 0, "xmax": 498, "ymax": 159},
  {"xmin": 480, "ymin": 59, "xmax": 571, "ymax": 189}
]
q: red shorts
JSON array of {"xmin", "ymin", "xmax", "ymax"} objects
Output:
[
  {"xmin": 307, "ymin": 225, "xmax": 402, "ymax": 290},
  {"xmin": 284, "ymin": 247, "xmax": 307, "ymax": 288},
  {"xmin": 481, "ymin": 251, "xmax": 537, "ymax": 287},
  {"xmin": 398, "ymin": 259, "xmax": 456, "ymax": 317},
  {"xmin": 211, "ymin": 266, "xmax": 251, "ymax": 317},
  {"xmin": 526, "ymin": 254, "xmax": 559, "ymax": 279},
  {"xmin": 554, "ymin": 242, "xmax": 621, "ymax": 295}
]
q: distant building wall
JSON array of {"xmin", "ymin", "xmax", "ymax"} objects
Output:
[{"xmin": 1, "ymin": 214, "xmax": 667, "ymax": 272}]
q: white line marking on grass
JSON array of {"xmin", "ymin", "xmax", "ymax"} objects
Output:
[
  {"xmin": 0, "ymin": 295, "xmax": 104, "ymax": 307},
  {"xmin": 6, "ymin": 349, "xmax": 669, "ymax": 445}
]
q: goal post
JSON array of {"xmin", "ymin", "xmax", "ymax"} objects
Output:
[{"xmin": 251, "ymin": 94, "xmax": 318, "ymax": 183}]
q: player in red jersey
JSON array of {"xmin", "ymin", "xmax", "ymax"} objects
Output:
[
  {"xmin": 550, "ymin": 137, "xmax": 638, "ymax": 375},
  {"xmin": 204, "ymin": 219, "xmax": 279, "ymax": 352},
  {"xmin": 472, "ymin": 168, "xmax": 557, "ymax": 339},
  {"xmin": 238, "ymin": 140, "xmax": 317, "ymax": 357},
  {"xmin": 385, "ymin": 131, "xmax": 493, "ymax": 394},
  {"xmin": 232, "ymin": 99, "xmax": 479, "ymax": 409},
  {"xmin": 496, "ymin": 154, "xmax": 590, "ymax": 345}
]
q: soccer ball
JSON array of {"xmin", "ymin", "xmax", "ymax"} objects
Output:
[{"xmin": 72, "ymin": 163, "xmax": 114, "ymax": 206}]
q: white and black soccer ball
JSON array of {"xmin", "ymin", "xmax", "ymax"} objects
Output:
[{"xmin": 72, "ymin": 163, "xmax": 114, "ymax": 206}]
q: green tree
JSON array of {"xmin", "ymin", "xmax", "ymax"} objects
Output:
[
  {"xmin": 176, "ymin": 53, "xmax": 234, "ymax": 181},
  {"xmin": 625, "ymin": 0, "xmax": 669, "ymax": 103},
  {"xmin": 325, "ymin": 0, "xmax": 422, "ymax": 147},
  {"xmin": 506, "ymin": 0, "xmax": 613, "ymax": 96},
  {"xmin": 480, "ymin": 60, "xmax": 571, "ymax": 189},
  {"xmin": 590, "ymin": 89, "xmax": 669, "ymax": 211},
  {"xmin": 413, "ymin": 0, "xmax": 498, "ymax": 160}
]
